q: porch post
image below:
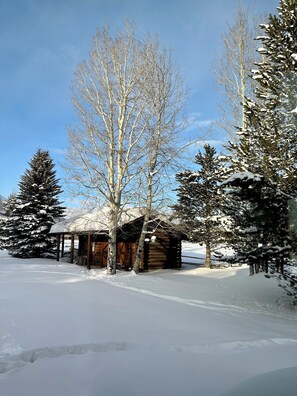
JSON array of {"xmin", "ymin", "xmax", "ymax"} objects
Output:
[
  {"xmin": 70, "ymin": 234, "xmax": 75, "ymax": 264},
  {"xmin": 87, "ymin": 234, "xmax": 92, "ymax": 270},
  {"xmin": 61, "ymin": 234, "xmax": 65, "ymax": 258},
  {"xmin": 56, "ymin": 234, "xmax": 61, "ymax": 262}
]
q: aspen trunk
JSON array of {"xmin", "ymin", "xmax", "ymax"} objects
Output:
[
  {"xmin": 107, "ymin": 227, "xmax": 117, "ymax": 275},
  {"xmin": 239, "ymin": 38, "xmax": 247, "ymax": 131},
  {"xmin": 133, "ymin": 174, "xmax": 153, "ymax": 273},
  {"xmin": 107, "ymin": 206, "xmax": 118, "ymax": 275},
  {"xmin": 133, "ymin": 219, "xmax": 148, "ymax": 273}
]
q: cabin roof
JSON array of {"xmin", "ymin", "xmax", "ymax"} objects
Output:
[{"xmin": 50, "ymin": 207, "xmax": 174, "ymax": 235}]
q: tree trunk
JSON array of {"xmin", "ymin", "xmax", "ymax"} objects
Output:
[
  {"xmin": 133, "ymin": 176, "xmax": 153, "ymax": 273},
  {"xmin": 133, "ymin": 221, "xmax": 148, "ymax": 273},
  {"xmin": 240, "ymin": 38, "xmax": 247, "ymax": 131},
  {"xmin": 107, "ymin": 206, "xmax": 118, "ymax": 275},
  {"xmin": 205, "ymin": 241, "xmax": 211, "ymax": 269},
  {"xmin": 107, "ymin": 228, "xmax": 117, "ymax": 275}
]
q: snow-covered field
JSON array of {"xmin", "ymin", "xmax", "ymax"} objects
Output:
[{"xmin": 1, "ymin": 246, "xmax": 297, "ymax": 396}]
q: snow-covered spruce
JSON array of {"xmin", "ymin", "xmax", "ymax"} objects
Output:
[
  {"xmin": 173, "ymin": 144, "xmax": 228, "ymax": 268},
  {"xmin": 224, "ymin": 0, "xmax": 297, "ymax": 288},
  {"xmin": 0, "ymin": 149, "xmax": 64, "ymax": 258}
]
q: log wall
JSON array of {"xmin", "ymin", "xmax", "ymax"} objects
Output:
[
  {"xmin": 73, "ymin": 220, "xmax": 182, "ymax": 271},
  {"xmin": 145, "ymin": 230, "xmax": 181, "ymax": 270}
]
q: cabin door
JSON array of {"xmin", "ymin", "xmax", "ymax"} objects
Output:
[
  {"xmin": 94, "ymin": 242, "xmax": 108, "ymax": 267},
  {"xmin": 117, "ymin": 242, "xmax": 136, "ymax": 270}
]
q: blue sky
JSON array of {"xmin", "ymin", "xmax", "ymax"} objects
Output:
[{"xmin": 0, "ymin": 0, "xmax": 278, "ymax": 202}]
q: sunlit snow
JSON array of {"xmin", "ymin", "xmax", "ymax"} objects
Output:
[{"xmin": 0, "ymin": 246, "xmax": 296, "ymax": 396}]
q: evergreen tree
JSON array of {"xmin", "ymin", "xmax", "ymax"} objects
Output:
[
  {"xmin": 289, "ymin": 198, "xmax": 297, "ymax": 251},
  {"xmin": 0, "ymin": 196, "xmax": 4, "ymax": 215},
  {"xmin": 0, "ymin": 194, "xmax": 19, "ymax": 251},
  {"xmin": 230, "ymin": 0, "xmax": 296, "ymax": 190},
  {"xmin": 226, "ymin": 0, "xmax": 297, "ymax": 277},
  {"xmin": 173, "ymin": 144, "xmax": 226, "ymax": 268},
  {"xmin": 221, "ymin": 172, "xmax": 285, "ymax": 275},
  {"xmin": 4, "ymin": 149, "xmax": 64, "ymax": 258}
]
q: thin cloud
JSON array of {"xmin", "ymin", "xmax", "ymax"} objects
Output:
[
  {"xmin": 185, "ymin": 112, "xmax": 215, "ymax": 132},
  {"xmin": 191, "ymin": 139, "xmax": 225, "ymax": 147}
]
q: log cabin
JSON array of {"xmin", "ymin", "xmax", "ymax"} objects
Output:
[{"xmin": 50, "ymin": 208, "xmax": 182, "ymax": 271}]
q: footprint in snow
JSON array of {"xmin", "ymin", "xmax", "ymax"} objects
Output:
[{"xmin": 0, "ymin": 341, "xmax": 134, "ymax": 375}]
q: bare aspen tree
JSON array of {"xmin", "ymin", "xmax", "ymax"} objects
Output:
[
  {"xmin": 66, "ymin": 25, "xmax": 185, "ymax": 274},
  {"xmin": 132, "ymin": 37, "xmax": 186, "ymax": 273},
  {"xmin": 66, "ymin": 24, "xmax": 151, "ymax": 274},
  {"xmin": 214, "ymin": 6, "xmax": 263, "ymax": 140}
]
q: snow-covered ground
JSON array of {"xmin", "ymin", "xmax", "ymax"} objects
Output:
[
  {"xmin": 0, "ymin": 245, "xmax": 297, "ymax": 396},
  {"xmin": 182, "ymin": 242, "xmax": 234, "ymax": 265}
]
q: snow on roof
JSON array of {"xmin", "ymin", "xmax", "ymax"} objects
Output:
[{"xmin": 50, "ymin": 207, "xmax": 171, "ymax": 234}]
